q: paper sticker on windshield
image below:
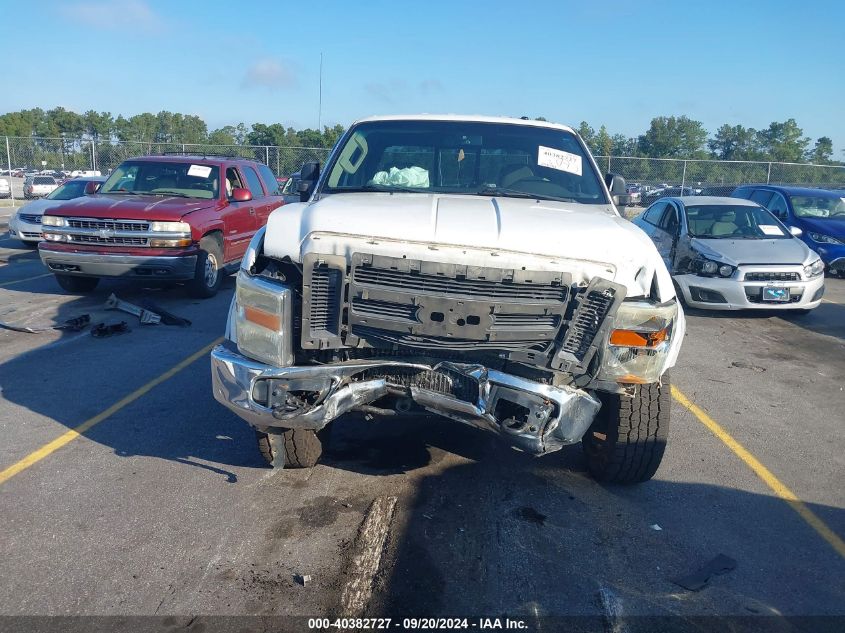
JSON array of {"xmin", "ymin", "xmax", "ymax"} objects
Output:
[
  {"xmin": 187, "ymin": 165, "xmax": 212, "ymax": 178},
  {"xmin": 537, "ymin": 146, "xmax": 582, "ymax": 176},
  {"xmin": 759, "ymin": 224, "xmax": 784, "ymax": 236}
]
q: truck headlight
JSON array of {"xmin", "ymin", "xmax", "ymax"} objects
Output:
[
  {"xmin": 803, "ymin": 258, "xmax": 824, "ymax": 279},
  {"xmin": 41, "ymin": 215, "xmax": 67, "ymax": 227},
  {"xmin": 599, "ymin": 299, "xmax": 678, "ymax": 384},
  {"xmin": 149, "ymin": 221, "xmax": 191, "ymax": 233},
  {"xmin": 233, "ymin": 270, "xmax": 294, "ymax": 367}
]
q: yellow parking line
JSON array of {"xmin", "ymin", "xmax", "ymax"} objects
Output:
[
  {"xmin": 0, "ymin": 273, "xmax": 51, "ymax": 288},
  {"xmin": 672, "ymin": 386, "xmax": 845, "ymax": 559},
  {"xmin": 0, "ymin": 337, "xmax": 224, "ymax": 486}
]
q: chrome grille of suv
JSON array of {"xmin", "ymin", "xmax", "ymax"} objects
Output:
[
  {"xmin": 71, "ymin": 235, "xmax": 148, "ymax": 246},
  {"xmin": 67, "ymin": 219, "xmax": 150, "ymax": 232}
]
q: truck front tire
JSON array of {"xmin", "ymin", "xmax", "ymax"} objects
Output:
[
  {"xmin": 582, "ymin": 377, "xmax": 671, "ymax": 484},
  {"xmin": 55, "ymin": 274, "xmax": 99, "ymax": 293},
  {"xmin": 188, "ymin": 235, "xmax": 223, "ymax": 298},
  {"xmin": 255, "ymin": 428, "xmax": 324, "ymax": 469}
]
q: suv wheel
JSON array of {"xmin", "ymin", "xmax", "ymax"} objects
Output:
[
  {"xmin": 255, "ymin": 428, "xmax": 324, "ymax": 469},
  {"xmin": 582, "ymin": 377, "xmax": 671, "ymax": 484},
  {"xmin": 188, "ymin": 235, "xmax": 223, "ymax": 298},
  {"xmin": 55, "ymin": 274, "xmax": 99, "ymax": 293}
]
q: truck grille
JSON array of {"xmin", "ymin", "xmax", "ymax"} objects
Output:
[
  {"xmin": 70, "ymin": 235, "xmax": 148, "ymax": 246},
  {"xmin": 744, "ymin": 271, "xmax": 800, "ymax": 281},
  {"xmin": 309, "ymin": 266, "xmax": 342, "ymax": 334},
  {"xmin": 560, "ymin": 287, "xmax": 618, "ymax": 360},
  {"xmin": 357, "ymin": 366, "xmax": 479, "ymax": 402},
  {"xmin": 67, "ymin": 219, "xmax": 150, "ymax": 232}
]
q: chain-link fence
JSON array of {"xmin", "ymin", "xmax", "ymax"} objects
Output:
[
  {"xmin": 595, "ymin": 156, "xmax": 845, "ymax": 202},
  {"xmin": 3, "ymin": 135, "xmax": 844, "ymax": 206}
]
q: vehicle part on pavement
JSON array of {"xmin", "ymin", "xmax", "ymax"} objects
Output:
[
  {"xmin": 105, "ymin": 293, "xmax": 162, "ymax": 324},
  {"xmin": 211, "ymin": 115, "xmax": 686, "ymax": 484},
  {"xmin": 671, "ymin": 554, "xmax": 737, "ymax": 591},
  {"xmin": 91, "ymin": 322, "xmax": 131, "ymax": 338},
  {"xmin": 0, "ymin": 314, "xmax": 91, "ymax": 333},
  {"xmin": 139, "ymin": 299, "xmax": 192, "ymax": 327}
]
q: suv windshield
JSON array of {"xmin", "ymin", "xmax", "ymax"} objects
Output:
[
  {"xmin": 790, "ymin": 194, "xmax": 845, "ymax": 219},
  {"xmin": 322, "ymin": 120, "xmax": 606, "ymax": 204},
  {"xmin": 100, "ymin": 161, "xmax": 220, "ymax": 199},
  {"xmin": 47, "ymin": 179, "xmax": 90, "ymax": 200},
  {"xmin": 685, "ymin": 204, "xmax": 791, "ymax": 239}
]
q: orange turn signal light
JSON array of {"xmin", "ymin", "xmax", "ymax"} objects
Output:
[
  {"xmin": 243, "ymin": 305, "xmax": 281, "ymax": 331},
  {"xmin": 609, "ymin": 327, "xmax": 669, "ymax": 348}
]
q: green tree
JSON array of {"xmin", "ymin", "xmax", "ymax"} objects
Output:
[
  {"xmin": 807, "ymin": 136, "xmax": 833, "ymax": 164},
  {"xmin": 83, "ymin": 110, "xmax": 114, "ymax": 141},
  {"xmin": 707, "ymin": 124, "xmax": 763, "ymax": 160},
  {"xmin": 637, "ymin": 115, "xmax": 708, "ymax": 158},
  {"xmin": 756, "ymin": 119, "xmax": 809, "ymax": 163},
  {"xmin": 594, "ymin": 125, "xmax": 612, "ymax": 156},
  {"xmin": 577, "ymin": 121, "xmax": 595, "ymax": 149}
]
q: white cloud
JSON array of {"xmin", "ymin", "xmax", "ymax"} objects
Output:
[
  {"xmin": 364, "ymin": 80, "xmax": 407, "ymax": 103},
  {"xmin": 241, "ymin": 58, "xmax": 297, "ymax": 91},
  {"xmin": 62, "ymin": 0, "xmax": 164, "ymax": 31}
]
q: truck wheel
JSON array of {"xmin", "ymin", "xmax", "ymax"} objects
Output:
[
  {"xmin": 582, "ymin": 377, "xmax": 671, "ymax": 484},
  {"xmin": 255, "ymin": 428, "xmax": 323, "ymax": 469},
  {"xmin": 55, "ymin": 274, "xmax": 99, "ymax": 293},
  {"xmin": 188, "ymin": 235, "xmax": 224, "ymax": 298}
]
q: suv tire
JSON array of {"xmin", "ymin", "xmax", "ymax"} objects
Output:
[
  {"xmin": 55, "ymin": 274, "xmax": 99, "ymax": 293},
  {"xmin": 255, "ymin": 428, "xmax": 324, "ymax": 469},
  {"xmin": 582, "ymin": 377, "xmax": 671, "ymax": 484},
  {"xmin": 188, "ymin": 235, "xmax": 224, "ymax": 298}
]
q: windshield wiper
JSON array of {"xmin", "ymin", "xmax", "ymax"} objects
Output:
[
  {"xmin": 476, "ymin": 187, "xmax": 577, "ymax": 203},
  {"xmin": 333, "ymin": 185, "xmax": 430, "ymax": 194},
  {"xmin": 150, "ymin": 190, "xmax": 193, "ymax": 198}
]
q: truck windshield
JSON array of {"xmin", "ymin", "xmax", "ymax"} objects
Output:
[
  {"xmin": 322, "ymin": 120, "xmax": 607, "ymax": 204},
  {"xmin": 100, "ymin": 161, "xmax": 220, "ymax": 199}
]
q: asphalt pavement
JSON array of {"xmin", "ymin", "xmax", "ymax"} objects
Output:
[{"xmin": 0, "ymin": 230, "xmax": 843, "ymax": 632}]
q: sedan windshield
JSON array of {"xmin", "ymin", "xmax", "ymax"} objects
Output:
[
  {"xmin": 100, "ymin": 161, "xmax": 219, "ymax": 199},
  {"xmin": 46, "ymin": 179, "xmax": 90, "ymax": 200},
  {"xmin": 685, "ymin": 204, "xmax": 791, "ymax": 239},
  {"xmin": 790, "ymin": 195, "xmax": 845, "ymax": 219},
  {"xmin": 322, "ymin": 120, "xmax": 607, "ymax": 204}
]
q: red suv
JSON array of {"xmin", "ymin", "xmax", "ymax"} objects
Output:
[{"xmin": 38, "ymin": 155, "xmax": 285, "ymax": 297}]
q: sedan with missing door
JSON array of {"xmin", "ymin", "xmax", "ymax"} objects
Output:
[{"xmin": 632, "ymin": 196, "xmax": 825, "ymax": 311}]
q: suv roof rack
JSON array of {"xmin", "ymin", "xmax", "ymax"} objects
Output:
[{"xmin": 154, "ymin": 151, "xmax": 259, "ymax": 160}]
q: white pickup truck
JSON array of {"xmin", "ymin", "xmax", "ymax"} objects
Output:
[{"xmin": 211, "ymin": 115, "xmax": 685, "ymax": 483}]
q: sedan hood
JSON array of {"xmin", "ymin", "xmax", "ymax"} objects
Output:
[
  {"xmin": 264, "ymin": 192, "xmax": 678, "ymax": 300},
  {"xmin": 691, "ymin": 236, "xmax": 814, "ymax": 266},
  {"xmin": 43, "ymin": 194, "xmax": 217, "ymax": 221},
  {"xmin": 15, "ymin": 198, "xmax": 64, "ymax": 216},
  {"xmin": 796, "ymin": 216, "xmax": 845, "ymax": 239}
]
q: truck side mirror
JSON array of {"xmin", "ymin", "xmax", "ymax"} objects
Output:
[
  {"xmin": 298, "ymin": 161, "xmax": 320, "ymax": 202},
  {"xmin": 231, "ymin": 187, "xmax": 253, "ymax": 202},
  {"xmin": 84, "ymin": 181, "xmax": 101, "ymax": 194},
  {"xmin": 605, "ymin": 172, "xmax": 632, "ymax": 207}
]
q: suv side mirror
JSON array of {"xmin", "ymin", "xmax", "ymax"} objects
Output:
[
  {"xmin": 606, "ymin": 172, "xmax": 632, "ymax": 207},
  {"xmin": 231, "ymin": 187, "xmax": 253, "ymax": 202},
  {"xmin": 84, "ymin": 181, "xmax": 101, "ymax": 194},
  {"xmin": 298, "ymin": 161, "xmax": 320, "ymax": 202}
]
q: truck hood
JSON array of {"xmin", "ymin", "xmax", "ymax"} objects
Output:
[
  {"xmin": 690, "ymin": 236, "xmax": 814, "ymax": 266},
  {"xmin": 43, "ymin": 194, "xmax": 217, "ymax": 221},
  {"xmin": 264, "ymin": 192, "xmax": 678, "ymax": 301}
]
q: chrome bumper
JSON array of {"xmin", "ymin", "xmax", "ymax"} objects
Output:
[
  {"xmin": 39, "ymin": 248, "xmax": 197, "ymax": 280},
  {"xmin": 210, "ymin": 344, "xmax": 601, "ymax": 455}
]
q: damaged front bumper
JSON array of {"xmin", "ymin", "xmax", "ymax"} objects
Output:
[{"xmin": 211, "ymin": 343, "xmax": 601, "ymax": 455}]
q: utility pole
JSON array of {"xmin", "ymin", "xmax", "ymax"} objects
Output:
[{"xmin": 318, "ymin": 52, "xmax": 323, "ymax": 131}]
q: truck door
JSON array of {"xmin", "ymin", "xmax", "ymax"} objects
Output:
[
  {"xmin": 241, "ymin": 165, "xmax": 275, "ymax": 228},
  {"xmin": 220, "ymin": 166, "xmax": 256, "ymax": 263}
]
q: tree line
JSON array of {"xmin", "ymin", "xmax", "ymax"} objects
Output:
[{"xmin": 0, "ymin": 107, "xmax": 840, "ymax": 166}]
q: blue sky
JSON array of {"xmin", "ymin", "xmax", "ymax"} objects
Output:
[{"xmin": 4, "ymin": 0, "xmax": 844, "ymax": 155}]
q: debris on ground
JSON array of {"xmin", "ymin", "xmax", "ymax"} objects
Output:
[
  {"xmin": 294, "ymin": 574, "xmax": 312, "ymax": 587},
  {"xmin": 671, "ymin": 554, "xmax": 737, "ymax": 591},
  {"xmin": 513, "ymin": 506, "xmax": 547, "ymax": 525},
  {"xmin": 105, "ymin": 293, "xmax": 161, "ymax": 324},
  {"xmin": 140, "ymin": 299, "xmax": 192, "ymax": 327},
  {"xmin": 650, "ymin": 523, "xmax": 663, "ymax": 531},
  {"xmin": 91, "ymin": 322, "xmax": 131, "ymax": 338},
  {"xmin": 0, "ymin": 314, "xmax": 91, "ymax": 333}
]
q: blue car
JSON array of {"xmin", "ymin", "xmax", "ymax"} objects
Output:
[{"xmin": 732, "ymin": 185, "xmax": 845, "ymax": 276}]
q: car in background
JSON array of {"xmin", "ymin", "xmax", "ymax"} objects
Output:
[
  {"xmin": 9, "ymin": 177, "xmax": 106, "ymax": 247},
  {"xmin": 732, "ymin": 185, "xmax": 845, "ymax": 277},
  {"xmin": 39, "ymin": 155, "xmax": 285, "ymax": 297},
  {"xmin": 281, "ymin": 171, "xmax": 301, "ymax": 203},
  {"xmin": 625, "ymin": 183, "xmax": 642, "ymax": 205},
  {"xmin": 0, "ymin": 178, "xmax": 10, "ymax": 199},
  {"xmin": 23, "ymin": 175, "xmax": 59, "ymax": 198},
  {"xmin": 632, "ymin": 196, "xmax": 824, "ymax": 311},
  {"xmin": 642, "ymin": 185, "xmax": 696, "ymax": 205}
]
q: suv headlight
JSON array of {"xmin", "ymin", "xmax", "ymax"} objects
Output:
[
  {"xmin": 807, "ymin": 232, "xmax": 843, "ymax": 245},
  {"xmin": 599, "ymin": 299, "xmax": 679, "ymax": 384},
  {"xmin": 149, "ymin": 221, "xmax": 191, "ymax": 233},
  {"xmin": 41, "ymin": 215, "xmax": 67, "ymax": 227},
  {"xmin": 804, "ymin": 258, "xmax": 824, "ymax": 279},
  {"xmin": 233, "ymin": 270, "xmax": 294, "ymax": 367}
]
